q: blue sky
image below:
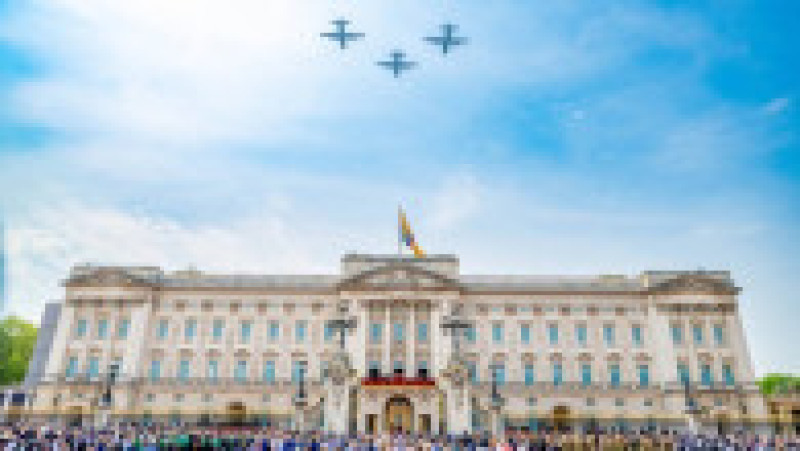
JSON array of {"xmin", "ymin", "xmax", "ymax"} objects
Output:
[{"xmin": 0, "ymin": 0, "xmax": 798, "ymax": 375}]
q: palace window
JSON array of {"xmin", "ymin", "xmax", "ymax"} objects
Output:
[
  {"xmin": 324, "ymin": 324, "xmax": 334, "ymax": 342},
  {"xmin": 520, "ymin": 324, "xmax": 531, "ymax": 345},
  {"xmin": 609, "ymin": 363, "xmax": 621, "ymax": 388},
  {"xmin": 370, "ymin": 323, "xmax": 382, "ymax": 343},
  {"xmin": 492, "ymin": 323, "xmax": 504, "ymax": 343},
  {"xmin": 548, "ymin": 324, "xmax": 559, "ymax": 346},
  {"xmin": 185, "ymin": 319, "xmax": 196, "ymax": 340},
  {"xmin": 417, "ymin": 323, "xmax": 428, "ymax": 342},
  {"xmin": 118, "ymin": 319, "xmax": 130, "ymax": 339},
  {"xmin": 723, "ymin": 364, "xmax": 735, "ymax": 386},
  {"xmin": 700, "ymin": 363, "xmax": 713, "ymax": 386},
  {"xmin": 66, "ymin": 357, "xmax": 78, "ymax": 378},
  {"xmin": 292, "ymin": 361, "xmax": 305, "ymax": 383},
  {"xmin": 87, "ymin": 357, "xmax": 99, "ymax": 379},
  {"xmin": 525, "ymin": 364, "xmax": 535, "ymax": 386},
  {"xmin": 263, "ymin": 361, "xmax": 275, "ymax": 384},
  {"xmin": 368, "ymin": 361, "xmax": 381, "ymax": 378},
  {"xmin": 632, "ymin": 326, "xmax": 643, "ymax": 347},
  {"xmin": 241, "ymin": 321, "xmax": 252, "ymax": 343},
  {"xmin": 466, "ymin": 325, "xmax": 477, "ymax": 343},
  {"xmin": 693, "ymin": 325, "xmax": 704, "ymax": 345},
  {"xmin": 493, "ymin": 364, "xmax": 506, "ymax": 386},
  {"xmin": 178, "ymin": 360, "xmax": 190, "ymax": 381},
  {"xmin": 76, "ymin": 319, "xmax": 87, "ymax": 338},
  {"xmin": 671, "ymin": 324, "xmax": 683, "ymax": 345},
  {"xmin": 603, "ymin": 325, "xmax": 615, "ymax": 347},
  {"xmin": 207, "ymin": 360, "xmax": 218, "ymax": 382},
  {"xmin": 553, "ymin": 363, "xmax": 563, "ymax": 386},
  {"xmin": 677, "ymin": 363, "xmax": 690, "ymax": 385},
  {"xmin": 638, "ymin": 364, "xmax": 650, "ymax": 387},
  {"xmin": 150, "ymin": 360, "xmax": 161, "ymax": 381},
  {"xmin": 296, "ymin": 320, "xmax": 307, "ymax": 343},
  {"xmin": 467, "ymin": 362, "xmax": 478, "ymax": 383},
  {"xmin": 393, "ymin": 323, "xmax": 404, "ymax": 342},
  {"xmin": 269, "ymin": 321, "xmax": 280, "ymax": 341},
  {"xmin": 97, "ymin": 319, "xmax": 108, "ymax": 339},
  {"xmin": 576, "ymin": 324, "xmax": 587, "ymax": 347},
  {"xmin": 235, "ymin": 360, "xmax": 247, "ymax": 382},
  {"xmin": 713, "ymin": 325, "xmax": 725, "ymax": 346},
  {"xmin": 393, "ymin": 360, "xmax": 404, "ymax": 375},
  {"xmin": 417, "ymin": 361, "xmax": 428, "ymax": 378},
  {"xmin": 157, "ymin": 319, "xmax": 168, "ymax": 340},
  {"xmin": 581, "ymin": 363, "xmax": 592, "ymax": 386},
  {"xmin": 212, "ymin": 319, "xmax": 224, "ymax": 340}
]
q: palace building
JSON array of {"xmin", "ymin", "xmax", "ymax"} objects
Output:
[{"xmin": 8, "ymin": 253, "xmax": 770, "ymax": 434}]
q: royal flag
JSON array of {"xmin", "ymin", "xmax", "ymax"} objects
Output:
[{"xmin": 398, "ymin": 207, "xmax": 425, "ymax": 257}]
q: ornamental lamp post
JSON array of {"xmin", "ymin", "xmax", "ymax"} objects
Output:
[
  {"xmin": 326, "ymin": 304, "xmax": 357, "ymax": 353},
  {"xmin": 683, "ymin": 379, "xmax": 701, "ymax": 434},
  {"xmin": 441, "ymin": 305, "xmax": 471, "ymax": 364}
]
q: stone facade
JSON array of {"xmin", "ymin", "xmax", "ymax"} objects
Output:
[{"xmin": 17, "ymin": 253, "xmax": 769, "ymax": 433}]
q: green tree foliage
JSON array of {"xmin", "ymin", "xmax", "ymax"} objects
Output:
[
  {"xmin": 757, "ymin": 373, "xmax": 800, "ymax": 395},
  {"xmin": 0, "ymin": 316, "xmax": 39, "ymax": 386}
]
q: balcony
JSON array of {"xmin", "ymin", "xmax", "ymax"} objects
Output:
[{"xmin": 361, "ymin": 375, "xmax": 436, "ymax": 387}]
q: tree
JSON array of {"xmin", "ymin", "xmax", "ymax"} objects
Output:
[
  {"xmin": 0, "ymin": 316, "xmax": 39, "ymax": 386},
  {"xmin": 757, "ymin": 373, "xmax": 800, "ymax": 396},
  {"xmin": 0, "ymin": 325, "xmax": 10, "ymax": 383}
]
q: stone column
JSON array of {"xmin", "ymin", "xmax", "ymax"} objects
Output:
[
  {"xmin": 408, "ymin": 302, "xmax": 416, "ymax": 376},
  {"xmin": 354, "ymin": 300, "xmax": 367, "ymax": 376},
  {"xmin": 383, "ymin": 303, "xmax": 391, "ymax": 375},
  {"xmin": 431, "ymin": 303, "xmax": 442, "ymax": 378}
]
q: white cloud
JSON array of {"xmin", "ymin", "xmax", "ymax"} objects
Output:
[
  {"xmin": 5, "ymin": 203, "xmax": 332, "ymax": 321},
  {"xmin": 427, "ymin": 173, "xmax": 484, "ymax": 231},
  {"xmin": 762, "ymin": 97, "xmax": 791, "ymax": 115}
]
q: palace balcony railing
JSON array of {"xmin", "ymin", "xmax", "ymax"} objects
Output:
[{"xmin": 360, "ymin": 375, "xmax": 436, "ymax": 387}]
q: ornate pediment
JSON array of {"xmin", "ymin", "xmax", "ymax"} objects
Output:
[
  {"xmin": 338, "ymin": 264, "xmax": 460, "ymax": 291},
  {"xmin": 650, "ymin": 274, "xmax": 738, "ymax": 294}
]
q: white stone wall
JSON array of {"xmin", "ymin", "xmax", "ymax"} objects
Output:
[{"xmin": 31, "ymin": 260, "xmax": 762, "ymax": 433}]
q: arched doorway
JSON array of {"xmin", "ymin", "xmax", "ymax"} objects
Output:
[
  {"xmin": 66, "ymin": 406, "xmax": 84, "ymax": 427},
  {"xmin": 552, "ymin": 405, "xmax": 571, "ymax": 432},
  {"xmin": 384, "ymin": 396, "xmax": 414, "ymax": 433},
  {"xmin": 226, "ymin": 402, "xmax": 247, "ymax": 426},
  {"xmin": 717, "ymin": 414, "xmax": 730, "ymax": 435}
]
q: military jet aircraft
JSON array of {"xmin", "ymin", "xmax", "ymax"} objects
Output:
[
  {"xmin": 423, "ymin": 23, "xmax": 468, "ymax": 55},
  {"xmin": 321, "ymin": 19, "xmax": 365, "ymax": 49},
  {"xmin": 376, "ymin": 50, "xmax": 417, "ymax": 78}
]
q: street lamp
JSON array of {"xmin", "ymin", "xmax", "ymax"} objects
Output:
[
  {"xmin": 326, "ymin": 304, "xmax": 357, "ymax": 353},
  {"xmin": 441, "ymin": 305, "xmax": 471, "ymax": 362},
  {"xmin": 683, "ymin": 379, "xmax": 702, "ymax": 434}
]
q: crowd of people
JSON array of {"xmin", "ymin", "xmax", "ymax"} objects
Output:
[{"xmin": 0, "ymin": 423, "xmax": 797, "ymax": 450}]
